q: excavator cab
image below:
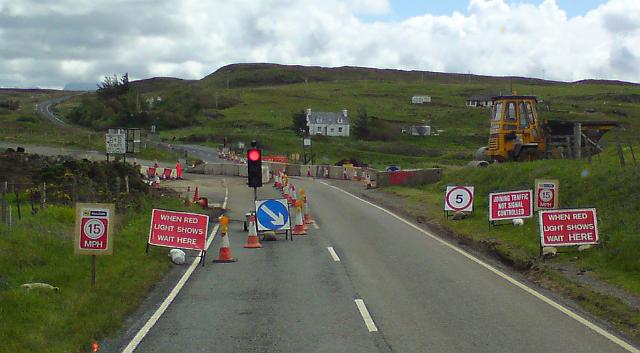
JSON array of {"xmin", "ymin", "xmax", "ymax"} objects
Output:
[{"xmin": 486, "ymin": 95, "xmax": 544, "ymax": 162}]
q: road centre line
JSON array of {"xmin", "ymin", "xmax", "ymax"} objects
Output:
[
  {"xmin": 122, "ymin": 179, "xmax": 228, "ymax": 353},
  {"xmin": 355, "ymin": 299, "xmax": 379, "ymax": 332},
  {"xmin": 317, "ymin": 181, "xmax": 639, "ymax": 353},
  {"xmin": 327, "ymin": 247, "xmax": 340, "ymax": 261}
]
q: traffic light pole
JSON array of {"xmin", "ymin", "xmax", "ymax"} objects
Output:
[{"xmin": 254, "ymin": 187, "xmax": 257, "ymax": 202}]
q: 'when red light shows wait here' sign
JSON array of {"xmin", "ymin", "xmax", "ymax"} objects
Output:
[
  {"xmin": 539, "ymin": 208, "xmax": 599, "ymax": 247},
  {"xmin": 148, "ymin": 209, "xmax": 209, "ymax": 251}
]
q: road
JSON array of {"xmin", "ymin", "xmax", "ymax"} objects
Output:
[
  {"xmin": 35, "ymin": 93, "xmax": 84, "ymax": 128},
  {"xmin": 121, "ymin": 174, "xmax": 636, "ymax": 353}
]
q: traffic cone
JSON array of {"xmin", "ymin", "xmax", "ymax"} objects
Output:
[
  {"xmin": 300, "ymin": 189, "xmax": 314, "ymax": 224},
  {"xmin": 365, "ymin": 173, "xmax": 372, "ymax": 189},
  {"xmin": 292, "ymin": 200, "xmax": 307, "ymax": 235},
  {"xmin": 274, "ymin": 173, "xmax": 281, "ymax": 188},
  {"xmin": 193, "ymin": 186, "xmax": 199, "ymax": 202},
  {"xmin": 243, "ymin": 214, "xmax": 262, "ymax": 248},
  {"xmin": 343, "ymin": 169, "xmax": 348, "ymax": 180},
  {"xmin": 213, "ymin": 216, "xmax": 237, "ymax": 263}
]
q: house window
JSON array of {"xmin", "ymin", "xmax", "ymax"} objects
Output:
[
  {"xmin": 317, "ymin": 126, "xmax": 322, "ymax": 132},
  {"xmin": 330, "ymin": 128, "xmax": 334, "ymax": 133},
  {"xmin": 338, "ymin": 118, "xmax": 343, "ymax": 123},
  {"xmin": 338, "ymin": 127, "xmax": 343, "ymax": 132}
]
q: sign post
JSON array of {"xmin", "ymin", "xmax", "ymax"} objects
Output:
[
  {"xmin": 534, "ymin": 179, "xmax": 559, "ymax": 211},
  {"xmin": 539, "ymin": 208, "xmax": 599, "ymax": 254},
  {"xmin": 75, "ymin": 203, "xmax": 114, "ymax": 288},
  {"xmin": 444, "ymin": 186, "xmax": 474, "ymax": 218},
  {"xmin": 148, "ymin": 209, "xmax": 209, "ymax": 266},
  {"xmin": 489, "ymin": 190, "xmax": 533, "ymax": 225}
]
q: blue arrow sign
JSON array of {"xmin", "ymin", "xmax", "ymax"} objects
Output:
[{"xmin": 255, "ymin": 199, "xmax": 290, "ymax": 231}]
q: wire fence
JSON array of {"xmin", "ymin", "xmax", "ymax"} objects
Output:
[{"xmin": 0, "ymin": 175, "xmax": 135, "ymax": 228}]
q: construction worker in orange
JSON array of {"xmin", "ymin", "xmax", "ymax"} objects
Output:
[{"xmin": 175, "ymin": 160, "xmax": 183, "ymax": 179}]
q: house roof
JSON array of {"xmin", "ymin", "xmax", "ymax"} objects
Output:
[
  {"xmin": 467, "ymin": 95, "xmax": 494, "ymax": 101},
  {"xmin": 307, "ymin": 111, "xmax": 350, "ymax": 125}
]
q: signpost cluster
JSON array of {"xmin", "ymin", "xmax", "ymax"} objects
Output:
[{"xmin": 443, "ymin": 178, "xmax": 600, "ymax": 256}]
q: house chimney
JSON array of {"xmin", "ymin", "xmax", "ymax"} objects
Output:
[
  {"xmin": 306, "ymin": 108, "xmax": 312, "ymax": 116},
  {"xmin": 342, "ymin": 109, "xmax": 348, "ymax": 117}
]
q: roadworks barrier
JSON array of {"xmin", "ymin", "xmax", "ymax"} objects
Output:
[{"xmin": 188, "ymin": 160, "xmax": 441, "ymax": 188}]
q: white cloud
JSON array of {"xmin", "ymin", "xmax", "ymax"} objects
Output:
[{"xmin": 0, "ymin": 0, "xmax": 639, "ymax": 88}]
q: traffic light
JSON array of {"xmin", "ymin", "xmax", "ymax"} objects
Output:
[{"xmin": 247, "ymin": 147, "xmax": 262, "ymax": 188}]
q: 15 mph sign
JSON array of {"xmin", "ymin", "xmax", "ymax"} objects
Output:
[
  {"xmin": 148, "ymin": 209, "xmax": 209, "ymax": 251},
  {"xmin": 444, "ymin": 186, "xmax": 474, "ymax": 212},
  {"xmin": 75, "ymin": 203, "xmax": 114, "ymax": 255},
  {"xmin": 539, "ymin": 208, "xmax": 599, "ymax": 247},
  {"xmin": 535, "ymin": 179, "xmax": 559, "ymax": 211},
  {"xmin": 489, "ymin": 190, "xmax": 533, "ymax": 221}
]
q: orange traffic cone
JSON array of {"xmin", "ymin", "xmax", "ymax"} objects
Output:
[
  {"xmin": 243, "ymin": 214, "xmax": 262, "ymax": 248},
  {"xmin": 193, "ymin": 186, "xmax": 199, "ymax": 202},
  {"xmin": 213, "ymin": 216, "xmax": 237, "ymax": 263},
  {"xmin": 300, "ymin": 189, "xmax": 314, "ymax": 224},
  {"xmin": 292, "ymin": 200, "xmax": 307, "ymax": 235}
]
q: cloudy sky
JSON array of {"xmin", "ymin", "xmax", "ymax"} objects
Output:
[{"xmin": 1, "ymin": 0, "xmax": 639, "ymax": 88}]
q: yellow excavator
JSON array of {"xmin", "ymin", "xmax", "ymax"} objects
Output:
[{"xmin": 470, "ymin": 95, "xmax": 620, "ymax": 167}]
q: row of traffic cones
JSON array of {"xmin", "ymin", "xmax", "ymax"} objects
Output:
[{"xmin": 212, "ymin": 170, "xmax": 317, "ymax": 263}]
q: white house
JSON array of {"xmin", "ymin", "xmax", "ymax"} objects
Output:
[
  {"xmin": 306, "ymin": 108, "xmax": 350, "ymax": 137},
  {"xmin": 411, "ymin": 95, "xmax": 431, "ymax": 104},
  {"xmin": 402, "ymin": 125, "xmax": 431, "ymax": 136}
]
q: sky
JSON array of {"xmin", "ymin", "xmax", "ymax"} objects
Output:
[{"xmin": 1, "ymin": 0, "xmax": 639, "ymax": 89}]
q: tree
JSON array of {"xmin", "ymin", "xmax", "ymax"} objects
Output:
[
  {"xmin": 97, "ymin": 73, "xmax": 130, "ymax": 99},
  {"xmin": 291, "ymin": 109, "xmax": 308, "ymax": 135},
  {"xmin": 353, "ymin": 107, "xmax": 370, "ymax": 139}
]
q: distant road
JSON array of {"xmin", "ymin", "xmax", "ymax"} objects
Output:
[{"xmin": 35, "ymin": 93, "xmax": 85, "ymax": 128}]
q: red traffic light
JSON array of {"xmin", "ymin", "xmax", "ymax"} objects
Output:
[{"xmin": 248, "ymin": 149, "xmax": 261, "ymax": 162}]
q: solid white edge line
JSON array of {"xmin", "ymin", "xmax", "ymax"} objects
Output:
[
  {"xmin": 355, "ymin": 299, "xmax": 378, "ymax": 332},
  {"xmin": 327, "ymin": 246, "xmax": 340, "ymax": 261},
  {"xmin": 317, "ymin": 181, "xmax": 639, "ymax": 353},
  {"xmin": 122, "ymin": 179, "xmax": 228, "ymax": 353}
]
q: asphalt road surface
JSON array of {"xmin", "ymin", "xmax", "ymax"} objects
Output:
[
  {"xmin": 35, "ymin": 94, "xmax": 83, "ymax": 127},
  {"xmin": 126, "ymin": 175, "xmax": 636, "ymax": 353}
]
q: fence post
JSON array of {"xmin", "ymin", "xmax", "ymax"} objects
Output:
[
  {"xmin": 14, "ymin": 185, "xmax": 21, "ymax": 221},
  {"xmin": 41, "ymin": 182, "xmax": 46, "ymax": 209},
  {"xmin": 629, "ymin": 143, "xmax": 637, "ymax": 165},
  {"xmin": 616, "ymin": 143, "xmax": 626, "ymax": 167},
  {"xmin": 125, "ymin": 175, "xmax": 130, "ymax": 194},
  {"xmin": 1, "ymin": 181, "xmax": 7, "ymax": 225}
]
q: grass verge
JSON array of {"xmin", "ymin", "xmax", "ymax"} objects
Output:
[{"xmin": 0, "ymin": 196, "xmax": 199, "ymax": 353}]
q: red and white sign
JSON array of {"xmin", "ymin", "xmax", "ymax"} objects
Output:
[
  {"xmin": 75, "ymin": 203, "xmax": 114, "ymax": 255},
  {"xmin": 444, "ymin": 186, "xmax": 474, "ymax": 212},
  {"xmin": 148, "ymin": 209, "xmax": 209, "ymax": 251},
  {"xmin": 489, "ymin": 190, "xmax": 533, "ymax": 221},
  {"xmin": 539, "ymin": 208, "xmax": 599, "ymax": 247},
  {"xmin": 535, "ymin": 179, "xmax": 559, "ymax": 210}
]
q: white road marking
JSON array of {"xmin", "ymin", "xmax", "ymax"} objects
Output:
[
  {"xmin": 355, "ymin": 299, "xmax": 378, "ymax": 332},
  {"xmin": 122, "ymin": 180, "xmax": 229, "ymax": 353},
  {"xmin": 313, "ymin": 222, "xmax": 320, "ymax": 229},
  {"xmin": 317, "ymin": 181, "xmax": 639, "ymax": 353},
  {"xmin": 327, "ymin": 247, "xmax": 340, "ymax": 261}
]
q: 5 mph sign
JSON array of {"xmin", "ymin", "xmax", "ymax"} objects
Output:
[
  {"xmin": 75, "ymin": 203, "xmax": 114, "ymax": 255},
  {"xmin": 444, "ymin": 186, "xmax": 474, "ymax": 213}
]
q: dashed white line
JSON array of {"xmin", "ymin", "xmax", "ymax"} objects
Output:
[
  {"xmin": 355, "ymin": 299, "xmax": 378, "ymax": 332},
  {"xmin": 327, "ymin": 247, "xmax": 340, "ymax": 261},
  {"xmin": 317, "ymin": 181, "xmax": 639, "ymax": 353},
  {"xmin": 312, "ymin": 222, "xmax": 320, "ymax": 229},
  {"xmin": 122, "ymin": 180, "xmax": 228, "ymax": 353}
]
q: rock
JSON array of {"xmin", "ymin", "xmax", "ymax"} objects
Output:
[
  {"xmin": 451, "ymin": 212, "xmax": 467, "ymax": 221},
  {"xmin": 542, "ymin": 247, "xmax": 557, "ymax": 257},
  {"xmin": 21, "ymin": 283, "xmax": 60, "ymax": 292},
  {"xmin": 577, "ymin": 245, "xmax": 593, "ymax": 252},
  {"xmin": 512, "ymin": 218, "xmax": 524, "ymax": 226},
  {"xmin": 169, "ymin": 249, "xmax": 186, "ymax": 265}
]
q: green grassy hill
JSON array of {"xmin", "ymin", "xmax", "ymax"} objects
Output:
[{"xmin": 6, "ymin": 64, "xmax": 638, "ymax": 168}]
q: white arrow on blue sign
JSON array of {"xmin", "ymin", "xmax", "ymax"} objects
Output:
[{"xmin": 255, "ymin": 199, "xmax": 291, "ymax": 231}]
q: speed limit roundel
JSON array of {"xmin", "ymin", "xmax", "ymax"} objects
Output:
[{"xmin": 445, "ymin": 186, "xmax": 474, "ymax": 212}]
